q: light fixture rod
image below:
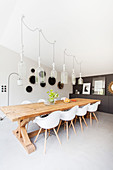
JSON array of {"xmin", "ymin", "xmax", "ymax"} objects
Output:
[
  {"xmin": 8, "ymin": 72, "xmax": 19, "ymax": 106},
  {"xmin": 53, "ymin": 43, "xmax": 55, "ymax": 63},
  {"xmin": 22, "ymin": 16, "xmax": 55, "ymax": 67},
  {"xmin": 22, "ymin": 16, "xmax": 54, "ymax": 45},
  {"xmin": 21, "ymin": 16, "xmax": 25, "ymax": 62},
  {"xmin": 73, "ymin": 56, "xmax": 75, "ymax": 71},
  {"xmin": 64, "ymin": 49, "xmax": 67, "ymax": 65},
  {"xmin": 39, "ymin": 30, "xmax": 41, "ymax": 58}
]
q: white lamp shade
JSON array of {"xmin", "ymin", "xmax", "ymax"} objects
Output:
[
  {"xmin": 18, "ymin": 61, "xmax": 26, "ymax": 79},
  {"xmin": 61, "ymin": 71, "xmax": 68, "ymax": 84},
  {"xmin": 72, "ymin": 72, "xmax": 76, "ymax": 85},
  {"xmin": 17, "ymin": 78, "xmax": 23, "ymax": 86},
  {"xmin": 51, "ymin": 69, "xmax": 57, "ymax": 79},
  {"xmin": 78, "ymin": 77, "xmax": 83, "ymax": 85}
]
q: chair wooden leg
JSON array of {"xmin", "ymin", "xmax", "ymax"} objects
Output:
[
  {"xmin": 34, "ymin": 128, "xmax": 42, "ymax": 143},
  {"xmin": 53, "ymin": 128, "xmax": 61, "ymax": 145},
  {"xmin": 44, "ymin": 129, "xmax": 47, "ymax": 154},
  {"xmin": 90, "ymin": 113, "xmax": 92, "ymax": 125},
  {"xmin": 57, "ymin": 120, "xmax": 62, "ymax": 133},
  {"xmin": 26, "ymin": 123, "xmax": 28, "ymax": 130},
  {"xmin": 64, "ymin": 121, "xmax": 66, "ymax": 130},
  {"xmin": 71, "ymin": 120, "xmax": 76, "ymax": 134},
  {"xmin": 69, "ymin": 122, "xmax": 71, "ymax": 128},
  {"xmin": 79, "ymin": 117, "xmax": 83, "ymax": 132},
  {"xmin": 75, "ymin": 116, "xmax": 77, "ymax": 125},
  {"xmin": 48, "ymin": 129, "xmax": 51, "ymax": 136},
  {"xmin": 66, "ymin": 122, "xmax": 68, "ymax": 140},
  {"xmin": 82, "ymin": 116, "xmax": 88, "ymax": 127},
  {"xmin": 93, "ymin": 112, "xmax": 98, "ymax": 122}
]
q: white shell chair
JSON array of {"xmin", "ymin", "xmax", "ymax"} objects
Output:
[
  {"xmin": 37, "ymin": 99, "xmax": 46, "ymax": 103},
  {"xmin": 57, "ymin": 105, "xmax": 78, "ymax": 140},
  {"xmin": 34, "ymin": 111, "xmax": 61, "ymax": 154},
  {"xmin": 21, "ymin": 100, "xmax": 31, "ymax": 104},
  {"xmin": 21, "ymin": 101, "xmax": 32, "ymax": 130},
  {"xmin": 75, "ymin": 104, "xmax": 90, "ymax": 132},
  {"xmin": 87, "ymin": 101, "xmax": 101, "ymax": 125}
]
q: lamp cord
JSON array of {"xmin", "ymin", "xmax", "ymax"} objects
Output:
[
  {"xmin": 39, "ymin": 30, "xmax": 41, "ymax": 58},
  {"xmin": 64, "ymin": 50, "xmax": 83, "ymax": 74},
  {"xmin": 21, "ymin": 16, "xmax": 24, "ymax": 62},
  {"xmin": 22, "ymin": 16, "xmax": 56, "ymax": 67},
  {"xmin": 22, "ymin": 17, "xmax": 55, "ymax": 45}
]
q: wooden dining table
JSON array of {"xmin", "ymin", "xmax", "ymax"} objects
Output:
[{"xmin": 0, "ymin": 98, "xmax": 100, "ymax": 154}]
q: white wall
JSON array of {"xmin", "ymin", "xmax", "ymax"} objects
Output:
[
  {"xmin": 0, "ymin": 0, "xmax": 113, "ymax": 77},
  {"xmin": 0, "ymin": 45, "xmax": 72, "ymax": 109}
]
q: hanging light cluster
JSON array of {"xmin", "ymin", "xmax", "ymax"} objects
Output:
[
  {"xmin": 19, "ymin": 16, "xmax": 83, "ymax": 86},
  {"xmin": 20, "ymin": 16, "xmax": 57, "ymax": 86},
  {"xmin": 62, "ymin": 50, "xmax": 83, "ymax": 85}
]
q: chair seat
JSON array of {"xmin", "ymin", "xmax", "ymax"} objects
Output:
[
  {"xmin": 34, "ymin": 111, "xmax": 61, "ymax": 129},
  {"xmin": 76, "ymin": 104, "xmax": 89, "ymax": 117},
  {"xmin": 60, "ymin": 105, "xmax": 78, "ymax": 121},
  {"xmin": 87, "ymin": 101, "xmax": 101, "ymax": 112}
]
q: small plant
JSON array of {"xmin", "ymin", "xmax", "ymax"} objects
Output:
[{"xmin": 47, "ymin": 89, "xmax": 59, "ymax": 103}]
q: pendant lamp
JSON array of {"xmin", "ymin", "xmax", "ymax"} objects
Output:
[
  {"xmin": 78, "ymin": 62, "xmax": 83, "ymax": 85},
  {"xmin": 18, "ymin": 16, "xmax": 26, "ymax": 79},
  {"xmin": 71, "ymin": 56, "xmax": 76, "ymax": 85},
  {"xmin": 51, "ymin": 42, "xmax": 57, "ymax": 79},
  {"xmin": 35, "ymin": 30, "xmax": 46, "ymax": 84},
  {"xmin": 61, "ymin": 49, "xmax": 68, "ymax": 84}
]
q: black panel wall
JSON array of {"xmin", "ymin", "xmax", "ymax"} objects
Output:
[{"xmin": 69, "ymin": 74, "xmax": 113, "ymax": 114}]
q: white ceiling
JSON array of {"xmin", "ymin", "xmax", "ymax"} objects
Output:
[{"xmin": 0, "ymin": 0, "xmax": 113, "ymax": 77}]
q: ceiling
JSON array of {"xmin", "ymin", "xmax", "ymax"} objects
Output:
[{"xmin": 0, "ymin": 0, "xmax": 113, "ymax": 77}]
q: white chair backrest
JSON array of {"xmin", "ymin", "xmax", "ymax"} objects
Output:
[
  {"xmin": 37, "ymin": 99, "xmax": 46, "ymax": 103},
  {"xmin": 88, "ymin": 101, "xmax": 101, "ymax": 112},
  {"xmin": 34, "ymin": 111, "xmax": 61, "ymax": 129},
  {"xmin": 60, "ymin": 105, "xmax": 78, "ymax": 121},
  {"xmin": 21, "ymin": 100, "xmax": 31, "ymax": 104},
  {"xmin": 61, "ymin": 97, "xmax": 66, "ymax": 101},
  {"xmin": 76, "ymin": 104, "xmax": 89, "ymax": 116}
]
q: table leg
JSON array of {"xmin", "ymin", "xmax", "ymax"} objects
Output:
[{"xmin": 13, "ymin": 118, "xmax": 35, "ymax": 154}]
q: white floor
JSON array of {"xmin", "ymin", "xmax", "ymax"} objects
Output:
[{"xmin": 0, "ymin": 112, "xmax": 113, "ymax": 170}]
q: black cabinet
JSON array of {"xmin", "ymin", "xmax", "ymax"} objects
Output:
[
  {"xmin": 70, "ymin": 73, "xmax": 113, "ymax": 114},
  {"xmin": 69, "ymin": 94, "xmax": 112, "ymax": 114},
  {"xmin": 108, "ymin": 96, "xmax": 113, "ymax": 114}
]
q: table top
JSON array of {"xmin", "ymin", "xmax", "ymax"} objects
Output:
[{"xmin": 0, "ymin": 98, "xmax": 100, "ymax": 122}]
